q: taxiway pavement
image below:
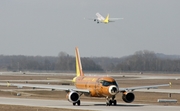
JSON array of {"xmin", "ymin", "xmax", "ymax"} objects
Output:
[{"xmin": 0, "ymin": 97, "xmax": 179, "ymax": 111}]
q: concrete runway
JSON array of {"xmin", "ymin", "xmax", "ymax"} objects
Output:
[{"xmin": 0, "ymin": 97, "xmax": 179, "ymax": 111}]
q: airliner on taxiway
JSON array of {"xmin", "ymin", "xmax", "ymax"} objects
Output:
[{"xmin": 3, "ymin": 47, "xmax": 170, "ymax": 106}]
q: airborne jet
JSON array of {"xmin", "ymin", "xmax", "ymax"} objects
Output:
[{"xmin": 88, "ymin": 12, "xmax": 123, "ymax": 24}]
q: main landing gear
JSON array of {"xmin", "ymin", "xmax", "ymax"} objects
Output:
[
  {"xmin": 106, "ymin": 96, "xmax": 117, "ymax": 106},
  {"xmin": 94, "ymin": 19, "xmax": 99, "ymax": 23},
  {"xmin": 73, "ymin": 100, "xmax": 81, "ymax": 106}
]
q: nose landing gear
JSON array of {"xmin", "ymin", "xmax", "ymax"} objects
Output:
[{"xmin": 106, "ymin": 96, "xmax": 117, "ymax": 106}]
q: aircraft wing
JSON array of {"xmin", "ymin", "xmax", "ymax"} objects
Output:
[
  {"xmin": 0, "ymin": 83, "xmax": 90, "ymax": 93},
  {"xmin": 87, "ymin": 18, "xmax": 95, "ymax": 20},
  {"xmin": 84, "ymin": 18, "xmax": 96, "ymax": 20},
  {"xmin": 109, "ymin": 18, "xmax": 124, "ymax": 22},
  {"xmin": 47, "ymin": 78, "xmax": 74, "ymax": 83},
  {"xmin": 119, "ymin": 83, "xmax": 170, "ymax": 92}
]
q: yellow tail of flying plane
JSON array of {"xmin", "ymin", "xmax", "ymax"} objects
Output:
[{"xmin": 103, "ymin": 14, "xmax": 109, "ymax": 23}]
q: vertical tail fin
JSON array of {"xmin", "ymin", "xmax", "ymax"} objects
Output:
[
  {"xmin": 104, "ymin": 14, "xmax": 109, "ymax": 23},
  {"xmin": 75, "ymin": 47, "xmax": 84, "ymax": 77}
]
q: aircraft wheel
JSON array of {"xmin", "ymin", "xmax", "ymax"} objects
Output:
[
  {"xmin": 73, "ymin": 103, "xmax": 76, "ymax": 106},
  {"xmin": 106, "ymin": 102, "xmax": 109, "ymax": 106},
  {"xmin": 113, "ymin": 100, "xmax": 117, "ymax": 106},
  {"xmin": 77, "ymin": 100, "xmax": 81, "ymax": 106},
  {"xmin": 106, "ymin": 100, "xmax": 111, "ymax": 106},
  {"xmin": 109, "ymin": 100, "xmax": 112, "ymax": 106}
]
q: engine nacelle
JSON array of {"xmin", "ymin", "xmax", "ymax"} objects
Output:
[
  {"xmin": 66, "ymin": 91, "xmax": 79, "ymax": 103},
  {"xmin": 109, "ymin": 85, "xmax": 118, "ymax": 95},
  {"xmin": 122, "ymin": 92, "xmax": 135, "ymax": 103}
]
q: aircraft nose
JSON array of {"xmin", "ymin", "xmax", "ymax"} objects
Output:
[{"xmin": 109, "ymin": 85, "xmax": 118, "ymax": 95}]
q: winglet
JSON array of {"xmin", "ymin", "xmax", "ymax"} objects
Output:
[
  {"xmin": 169, "ymin": 82, "xmax": 172, "ymax": 87},
  {"xmin": 7, "ymin": 81, "xmax": 10, "ymax": 87},
  {"xmin": 75, "ymin": 47, "xmax": 84, "ymax": 77}
]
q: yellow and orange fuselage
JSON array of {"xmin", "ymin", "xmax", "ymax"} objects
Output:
[{"xmin": 74, "ymin": 76, "xmax": 119, "ymax": 97}]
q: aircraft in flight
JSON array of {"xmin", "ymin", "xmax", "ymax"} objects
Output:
[
  {"xmin": 3, "ymin": 47, "xmax": 170, "ymax": 106},
  {"xmin": 87, "ymin": 12, "xmax": 123, "ymax": 24}
]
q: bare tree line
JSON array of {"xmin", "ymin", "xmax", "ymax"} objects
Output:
[
  {"xmin": 0, "ymin": 50, "xmax": 180, "ymax": 73},
  {"xmin": 112, "ymin": 50, "xmax": 180, "ymax": 72},
  {"xmin": 0, "ymin": 52, "xmax": 103, "ymax": 72}
]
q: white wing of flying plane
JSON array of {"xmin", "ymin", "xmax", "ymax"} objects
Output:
[{"xmin": 108, "ymin": 18, "xmax": 124, "ymax": 22}]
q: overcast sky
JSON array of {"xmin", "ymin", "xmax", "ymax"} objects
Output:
[{"xmin": 0, "ymin": 0, "xmax": 180, "ymax": 57}]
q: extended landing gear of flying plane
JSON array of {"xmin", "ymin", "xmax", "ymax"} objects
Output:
[
  {"xmin": 94, "ymin": 19, "xmax": 99, "ymax": 23},
  {"xmin": 73, "ymin": 100, "xmax": 81, "ymax": 106},
  {"xmin": 106, "ymin": 96, "xmax": 117, "ymax": 106}
]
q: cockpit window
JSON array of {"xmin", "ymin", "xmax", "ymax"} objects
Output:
[{"xmin": 100, "ymin": 80, "xmax": 118, "ymax": 87}]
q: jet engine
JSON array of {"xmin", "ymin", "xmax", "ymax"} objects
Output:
[
  {"xmin": 108, "ymin": 85, "xmax": 118, "ymax": 95},
  {"xmin": 66, "ymin": 91, "xmax": 79, "ymax": 103},
  {"xmin": 122, "ymin": 92, "xmax": 135, "ymax": 103}
]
